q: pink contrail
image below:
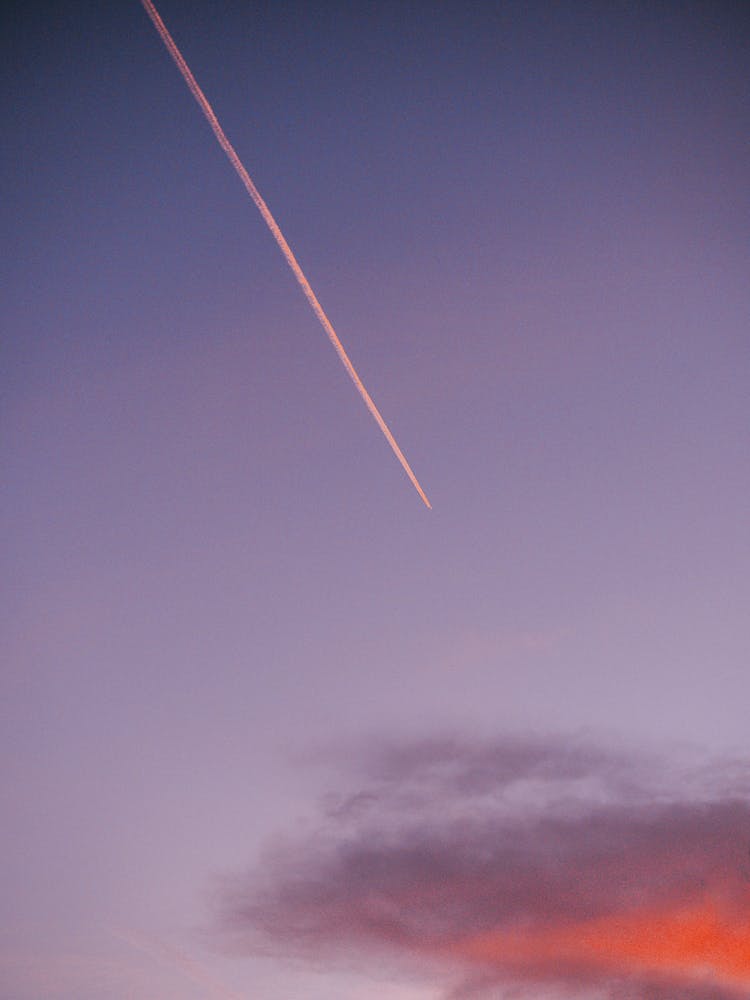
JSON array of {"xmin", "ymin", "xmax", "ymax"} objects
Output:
[
  {"xmin": 140, "ymin": 0, "xmax": 431, "ymax": 508},
  {"xmin": 113, "ymin": 928, "xmax": 245, "ymax": 1000}
]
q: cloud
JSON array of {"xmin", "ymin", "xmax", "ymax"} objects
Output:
[{"xmin": 215, "ymin": 735, "xmax": 750, "ymax": 998}]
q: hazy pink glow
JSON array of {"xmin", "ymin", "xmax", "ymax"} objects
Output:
[
  {"xmin": 140, "ymin": 0, "xmax": 431, "ymax": 508},
  {"xmin": 5, "ymin": 4, "xmax": 749, "ymax": 999}
]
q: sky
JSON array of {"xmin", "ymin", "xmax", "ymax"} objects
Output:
[{"xmin": 2, "ymin": 1, "xmax": 749, "ymax": 997}]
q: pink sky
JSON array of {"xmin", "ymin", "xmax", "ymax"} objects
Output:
[{"xmin": 2, "ymin": 1, "xmax": 749, "ymax": 997}]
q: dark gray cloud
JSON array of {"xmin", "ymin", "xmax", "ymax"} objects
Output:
[{"xmin": 215, "ymin": 735, "xmax": 750, "ymax": 998}]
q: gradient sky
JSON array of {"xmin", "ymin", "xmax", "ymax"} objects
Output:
[{"xmin": 2, "ymin": 2, "xmax": 749, "ymax": 998}]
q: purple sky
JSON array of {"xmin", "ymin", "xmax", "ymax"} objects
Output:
[{"xmin": 2, "ymin": 2, "xmax": 749, "ymax": 998}]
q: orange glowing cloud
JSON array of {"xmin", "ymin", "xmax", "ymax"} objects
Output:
[
  {"xmin": 456, "ymin": 900, "xmax": 750, "ymax": 989},
  {"xmin": 217, "ymin": 735, "xmax": 750, "ymax": 999}
]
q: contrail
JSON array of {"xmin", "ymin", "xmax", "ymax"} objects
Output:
[
  {"xmin": 140, "ymin": 0, "xmax": 431, "ymax": 509},
  {"xmin": 113, "ymin": 927, "xmax": 245, "ymax": 1000}
]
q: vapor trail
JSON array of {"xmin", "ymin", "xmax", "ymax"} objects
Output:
[
  {"xmin": 113, "ymin": 928, "xmax": 245, "ymax": 1000},
  {"xmin": 140, "ymin": 0, "xmax": 431, "ymax": 508}
]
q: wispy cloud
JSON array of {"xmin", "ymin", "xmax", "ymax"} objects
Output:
[
  {"xmin": 215, "ymin": 734, "xmax": 750, "ymax": 998},
  {"xmin": 114, "ymin": 927, "xmax": 245, "ymax": 1000}
]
